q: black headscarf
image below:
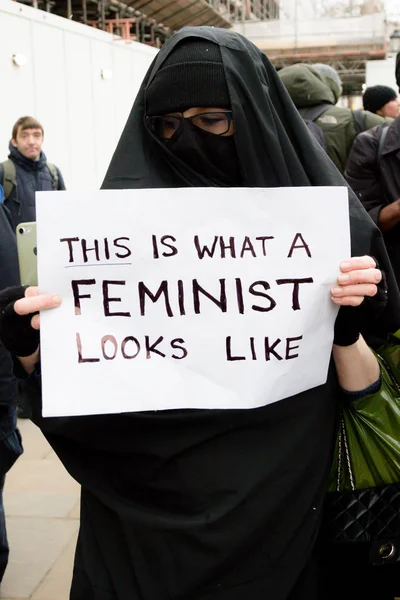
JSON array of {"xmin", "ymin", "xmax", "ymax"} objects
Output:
[
  {"xmin": 29, "ymin": 27, "xmax": 400, "ymax": 600},
  {"xmin": 103, "ymin": 26, "xmax": 400, "ymax": 345}
]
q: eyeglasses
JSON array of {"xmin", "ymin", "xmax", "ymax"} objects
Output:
[{"xmin": 146, "ymin": 111, "xmax": 233, "ymax": 140}]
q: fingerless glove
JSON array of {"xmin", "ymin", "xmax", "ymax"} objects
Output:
[
  {"xmin": 333, "ymin": 265, "xmax": 388, "ymax": 347},
  {"xmin": 333, "ymin": 306, "xmax": 361, "ymax": 346},
  {"xmin": 0, "ymin": 286, "xmax": 39, "ymax": 356}
]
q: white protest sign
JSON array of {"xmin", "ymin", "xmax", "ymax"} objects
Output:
[{"xmin": 36, "ymin": 187, "xmax": 350, "ymax": 417}]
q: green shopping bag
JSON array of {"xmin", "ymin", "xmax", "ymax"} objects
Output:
[{"xmin": 328, "ymin": 329, "xmax": 400, "ymax": 492}]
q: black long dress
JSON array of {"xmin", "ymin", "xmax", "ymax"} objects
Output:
[{"xmin": 23, "ymin": 27, "xmax": 400, "ymax": 600}]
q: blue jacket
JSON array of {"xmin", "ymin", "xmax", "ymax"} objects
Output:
[{"xmin": 1, "ymin": 143, "xmax": 66, "ymax": 230}]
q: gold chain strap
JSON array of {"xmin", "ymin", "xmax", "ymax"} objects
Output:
[{"xmin": 336, "ymin": 417, "xmax": 355, "ymax": 492}]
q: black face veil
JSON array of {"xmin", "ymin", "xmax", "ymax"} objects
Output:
[{"xmin": 102, "ymin": 26, "xmax": 400, "ymax": 345}]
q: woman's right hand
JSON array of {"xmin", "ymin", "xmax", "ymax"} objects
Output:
[
  {"xmin": 0, "ymin": 286, "xmax": 61, "ymax": 357},
  {"xmin": 14, "ymin": 286, "xmax": 62, "ymax": 331}
]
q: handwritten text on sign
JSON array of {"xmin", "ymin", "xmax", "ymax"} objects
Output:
[{"xmin": 36, "ymin": 187, "xmax": 350, "ymax": 416}]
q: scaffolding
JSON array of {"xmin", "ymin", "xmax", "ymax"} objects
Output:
[
  {"xmin": 232, "ymin": 0, "xmax": 390, "ymax": 93},
  {"xmin": 12, "ymin": 0, "xmax": 390, "ymax": 92},
  {"xmin": 13, "ymin": 0, "xmax": 281, "ymax": 46},
  {"xmin": 13, "ymin": 0, "xmax": 230, "ymax": 45},
  {"xmin": 319, "ymin": 0, "xmax": 385, "ymax": 17}
]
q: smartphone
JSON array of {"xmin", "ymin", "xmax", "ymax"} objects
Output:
[{"xmin": 16, "ymin": 221, "xmax": 38, "ymax": 287}]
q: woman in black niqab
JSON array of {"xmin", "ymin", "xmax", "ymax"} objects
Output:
[{"xmin": 15, "ymin": 26, "xmax": 400, "ymax": 600}]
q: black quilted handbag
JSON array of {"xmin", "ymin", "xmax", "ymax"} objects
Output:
[
  {"xmin": 323, "ymin": 457, "xmax": 400, "ymax": 564},
  {"xmin": 322, "ymin": 344, "xmax": 400, "ymax": 566}
]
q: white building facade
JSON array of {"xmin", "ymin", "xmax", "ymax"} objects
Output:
[{"xmin": 0, "ymin": 0, "xmax": 158, "ymax": 191}]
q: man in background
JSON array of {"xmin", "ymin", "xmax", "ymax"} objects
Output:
[
  {"xmin": 0, "ymin": 116, "xmax": 66, "ymax": 230},
  {"xmin": 278, "ymin": 62, "xmax": 392, "ymax": 174},
  {"xmin": 0, "ymin": 117, "xmax": 66, "ymax": 418},
  {"xmin": 362, "ymin": 85, "xmax": 399, "ymax": 119},
  {"xmin": 345, "ymin": 62, "xmax": 400, "ymax": 289}
]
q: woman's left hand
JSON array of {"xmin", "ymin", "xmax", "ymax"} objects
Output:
[{"xmin": 331, "ymin": 256, "xmax": 381, "ymax": 307}]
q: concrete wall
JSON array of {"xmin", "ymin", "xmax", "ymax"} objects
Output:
[{"xmin": 0, "ymin": 0, "xmax": 158, "ymax": 190}]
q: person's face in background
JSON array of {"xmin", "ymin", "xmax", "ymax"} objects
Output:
[
  {"xmin": 11, "ymin": 127, "xmax": 43, "ymax": 161},
  {"xmin": 377, "ymin": 98, "xmax": 400, "ymax": 119}
]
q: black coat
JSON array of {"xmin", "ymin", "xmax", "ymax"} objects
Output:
[
  {"xmin": 2, "ymin": 143, "xmax": 66, "ymax": 230},
  {"xmin": 346, "ymin": 117, "xmax": 400, "ymax": 288},
  {"xmin": 0, "ymin": 174, "xmax": 26, "ymax": 414},
  {"xmin": 0, "ymin": 201, "xmax": 22, "ymax": 469},
  {"xmin": 0, "ymin": 201, "xmax": 19, "ymax": 408},
  {"xmin": 20, "ymin": 27, "xmax": 400, "ymax": 600},
  {"xmin": 0, "ymin": 203, "xmax": 19, "ymax": 292}
]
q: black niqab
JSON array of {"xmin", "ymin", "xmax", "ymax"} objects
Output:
[
  {"xmin": 29, "ymin": 27, "xmax": 400, "ymax": 600},
  {"xmin": 163, "ymin": 120, "xmax": 242, "ymax": 186}
]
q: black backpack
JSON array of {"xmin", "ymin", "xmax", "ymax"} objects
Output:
[
  {"xmin": 303, "ymin": 119, "xmax": 327, "ymax": 150},
  {"xmin": 301, "ymin": 104, "xmax": 330, "ymax": 151},
  {"xmin": 352, "ymin": 109, "xmax": 366, "ymax": 135}
]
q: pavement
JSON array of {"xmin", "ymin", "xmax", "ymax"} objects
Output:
[{"xmin": 0, "ymin": 418, "xmax": 80, "ymax": 600}]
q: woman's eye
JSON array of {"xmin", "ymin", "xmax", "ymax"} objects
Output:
[{"xmin": 199, "ymin": 117, "xmax": 223, "ymax": 126}]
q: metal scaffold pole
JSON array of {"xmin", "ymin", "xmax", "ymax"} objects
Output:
[{"xmin": 99, "ymin": 0, "xmax": 106, "ymax": 29}]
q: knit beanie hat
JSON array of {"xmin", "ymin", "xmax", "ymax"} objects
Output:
[
  {"xmin": 145, "ymin": 39, "xmax": 231, "ymax": 116},
  {"xmin": 362, "ymin": 85, "xmax": 397, "ymax": 114}
]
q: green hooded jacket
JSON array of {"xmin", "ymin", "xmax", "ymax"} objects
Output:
[{"xmin": 278, "ymin": 63, "xmax": 392, "ymax": 174}]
